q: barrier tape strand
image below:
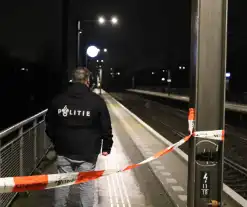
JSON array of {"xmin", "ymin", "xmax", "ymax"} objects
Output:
[{"xmin": 0, "ymin": 108, "xmax": 224, "ymax": 193}]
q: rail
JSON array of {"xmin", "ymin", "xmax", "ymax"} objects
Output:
[
  {"xmin": 0, "ymin": 109, "xmax": 52, "ymax": 207},
  {"xmin": 127, "ymin": 89, "xmax": 247, "ymax": 114}
]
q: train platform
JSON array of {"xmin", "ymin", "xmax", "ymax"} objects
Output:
[
  {"xmin": 126, "ymin": 89, "xmax": 247, "ymax": 113},
  {"xmin": 9, "ymin": 90, "xmax": 243, "ymax": 207},
  {"xmin": 11, "ymin": 90, "xmax": 177, "ymax": 207}
]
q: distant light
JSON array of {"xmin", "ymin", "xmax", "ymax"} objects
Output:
[
  {"xmin": 152, "ymin": 72, "xmax": 155, "ymax": 75},
  {"xmin": 99, "ymin": 65, "xmax": 102, "ymax": 68},
  {"xmin": 167, "ymin": 79, "xmax": 172, "ymax": 82},
  {"xmin": 86, "ymin": 45, "xmax": 100, "ymax": 58},
  {"xmin": 69, "ymin": 80, "xmax": 72, "ymax": 82},
  {"xmin": 96, "ymin": 60, "xmax": 99, "ymax": 62},
  {"xmin": 183, "ymin": 66, "xmax": 185, "ymax": 69},
  {"xmin": 162, "ymin": 70, "xmax": 165, "ymax": 72},
  {"xmin": 110, "ymin": 68, "xmax": 113, "ymax": 71},
  {"xmin": 117, "ymin": 72, "xmax": 120, "ymax": 75},
  {"xmin": 101, "ymin": 60, "xmax": 104, "ymax": 62},
  {"xmin": 226, "ymin": 72, "xmax": 231, "ymax": 78},
  {"xmin": 98, "ymin": 16, "xmax": 105, "ymax": 24},
  {"xmin": 111, "ymin": 16, "xmax": 118, "ymax": 25},
  {"xmin": 103, "ymin": 48, "xmax": 107, "ymax": 52},
  {"xmin": 161, "ymin": 77, "xmax": 165, "ymax": 81},
  {"xmin": 21, "ymin": 68, "xmax": 25, "ymax": 71},
  {"xmin": 179, "ymin": 66, "xmax": 182, "ymax": 69},
  {"xmin": 79, "ymin": 31, "xmax": 82, "ymax": 34}
]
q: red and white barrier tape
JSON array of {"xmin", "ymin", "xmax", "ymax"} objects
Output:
[{"xmin": 0, "ymin": 108, "xmax": 224, "ymax": 193}]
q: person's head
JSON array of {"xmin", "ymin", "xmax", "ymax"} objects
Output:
[{"xmin": 72, "ymin": 67, "xmax": 91, "ymax": 87}]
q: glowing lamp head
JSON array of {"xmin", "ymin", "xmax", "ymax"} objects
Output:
[{"xmin": 86, "ymin": 46, "xmax": 100, "ymax": 58}]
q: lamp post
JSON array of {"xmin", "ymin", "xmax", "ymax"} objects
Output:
[
  {"xmin": 77, "ymin": 21, "xmax": 82, "ymax": 66},
  {"xmin": 77, "ymin": 16, "xmax": 119, "ymax": 67}
]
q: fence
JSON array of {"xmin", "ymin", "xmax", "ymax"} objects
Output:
[{"xmin": 0, "ymin": 109, "xmax": 52, "ymax": 207}]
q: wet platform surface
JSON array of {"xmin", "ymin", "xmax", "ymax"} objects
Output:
[{"xmin": 11, "ymin": 91, "xmax": 175, "ymax": 207}]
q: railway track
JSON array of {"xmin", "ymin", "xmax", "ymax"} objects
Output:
[
  {"xmin": 110, "ymin": 92, "xmax": 247, "ymax": 201},
  {"xmin": 224, "ymin": 158, "xmax": 247, "ymax": 199}
]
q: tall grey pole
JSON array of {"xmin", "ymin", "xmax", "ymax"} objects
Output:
[
  {"xmin": 62, "ymin": 0, "xmax": 69, "ymax": 85},
  {"xmin": 132, "ymin": 76, "xmax": 135, "ymax": 88},
  {"xmin": 85, "ymin": 55, "xmax": 88, "ymax": 68},
  {"xmin": 99, "ymin": 68, "xmax": 102, "ymax": 95},
  {"xmin": 188, "ymin": 0, "xmax": 228, "ymax": 207},
  {"xmin": 77, "ymin": 21, "xmax": 81, "ymax": 66},
  {"xmin": 167, "ymin": 70, "xmax": 171, "ymax": 95}
]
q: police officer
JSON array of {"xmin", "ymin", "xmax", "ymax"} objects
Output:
[{"xmin": 45, "ymin": 67, "xmax": 113, "ymax": 207}]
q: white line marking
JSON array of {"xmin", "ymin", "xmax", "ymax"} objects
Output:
[
  {"xmin": 166, "ymin": 178, "xmax": 178, "ymax": 184},
  {"xmin": 114, "ymin": 161, "xmax": 126, "ymax": 206},
  {"xmin": 160, "ymin": 172, "xmax": 171, "ymax": 176},
  {"xmin": 117, "ymin": 162, "xmax": 132, "ymax": 207},
  {"xmin": 155, "ymin": 165, "xmax": 166, "ymax": 170},
  {"xmin": 178, "ymin": 195, "xmax": 187, "ymax": 201},
  {"xmin": 104, "ymin": 159, "xmax": 114, "ymax": 207},
  {"xmin": 151, "ymin": 161, "xmax": 162, "ymax": 165},
  {"xmin": 111, "ymin": 140, "xmax": 126, "ymax": 207},
  {"xmin": 142, "ymin": 147, "xmax": 152, "ymax": 152},
  {"xmin": 106, "ymin": 158, "xmax": 119, "ymax": 206},
  {"xmin": 144, "ymin": 151, "xmax": 153, "ymax": 156},
  {"xmin": 171, "ymin": 186, "xmax": 184, "ymax": 192},
  {"xmin": 113, "ymin": 131, "xmax": 132, "ymax": 207}
]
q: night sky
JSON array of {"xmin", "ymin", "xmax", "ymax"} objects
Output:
[
  {"xmin": 0, "ymin": 0, "xmax": 247, "ymax": 128},
  {"xmin": 0, "ymin": 0, "xmax": 191, "ymax": 71},
  {"xmin": 0, "ymin": 1, "xmax": 246, "ymax": 74}
]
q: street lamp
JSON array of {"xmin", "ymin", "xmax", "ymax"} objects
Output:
[
  {"xmin": 98, "ymin": 16, "xmax": 105, "ymax": 24},
  {"xmin": 97, "ymin": 16, "xmax": 119, "ymax": 26},
  {"xmin": 111, "ymin": 16, "xmax": 118, "ymax": 25},
  {"xmin": 86, "ymin": 45, "xmax": 100, "ymax": 58},
  {"xmin": 85, "ymin": 45, "xmax": 100, "ymax": 68},
  {"xmin": 77, "ymin": 15, "xmax": 118, "ymax": 67}
]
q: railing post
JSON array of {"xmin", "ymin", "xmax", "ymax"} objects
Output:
[
  {"xmin": 0, "ymin": 139, "xmax": 2, "ymax": 205},
  {"xmin": 0, "ymin": 139, "xmax": 2, "ymax": 176},
  {"xmin": 43, "ymin": 115, "xmax": 47, "ymax": 151},
  {"xmin": 33, "ymin": 119, "xmax": 37, "ymax": 167},
  {"xmin": 19, "ymin": 127, "xmax": 24, "ymax": 176}
]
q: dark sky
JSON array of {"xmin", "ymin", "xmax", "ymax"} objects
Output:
[
  {"xmin": 76, "ymin": 0, "xmax": 191, "ymax": 68},
  {"xmin": 0, "ymin": 1, "xmax": 62, "ymax": 63},
  {"xmin": 0, "ymin": 0, "xmax": 246, "ymax": 74},
  {"xmin": 0, "ymin": 0, "xmax": 191, "ymax": 71}
]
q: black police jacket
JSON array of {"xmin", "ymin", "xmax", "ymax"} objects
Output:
[{"xmin": 45, "ymin": 83, "xmax": 113, "ymax": 163}]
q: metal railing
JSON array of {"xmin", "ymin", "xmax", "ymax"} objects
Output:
[{"xmin": 0, "ymin": 109, "xmax": 52, "ymax": 207}]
